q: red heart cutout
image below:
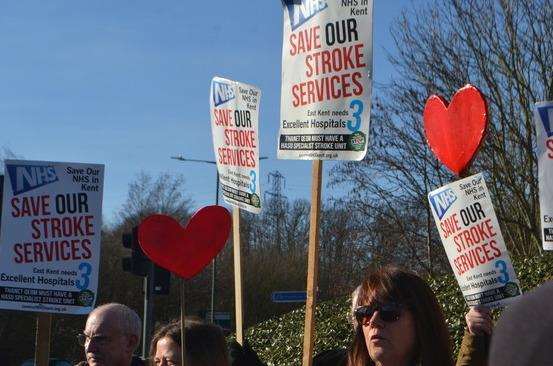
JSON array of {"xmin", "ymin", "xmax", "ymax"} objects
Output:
[
  {"xmin": 423, "ymin": 84, "xmax": 488, "ymax": 175},
  {"xmin": 137, "ymin": 206, "xmax": 231, "ymax": 279}
]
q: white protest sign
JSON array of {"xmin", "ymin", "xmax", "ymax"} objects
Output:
[
  {"xmin": 210, "ymin": 76, "xmax": 262, "ymax": 214},
  {"xmin": 0, "ymin": 160, "xmax": 104, "ymax": 314},
  {"xmin": 428, "ymin": 173, "xmax": 521, "ymax": 307},
  {"xmin": 534, "ymin": 101, "xmax": 553, "ymax": 250},
  {"xmin": 278, "ymin": 0, "xmax": 373, "ymax": 161}
]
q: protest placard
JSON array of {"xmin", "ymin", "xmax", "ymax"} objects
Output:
[
  {"xmin": 0, "ymin": 160, "xmax": 104, "ymax": 314},
  {"xmin": 534, "ymin": 101, "xmax": 553, "ymax": 250},
  {"xmin": 278, "ymin": 0, "xmax": 373, "ymax": 161},
  {"xmin": 210, "ymin": 76, "xmax": 262, "ymax": 214},
  {"xmin": 428, "ymin": 173, "xmax": 521, "ymax": 307}
]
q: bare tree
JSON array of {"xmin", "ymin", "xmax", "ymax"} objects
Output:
[
  {"xmin": 118, "ymin": 171, "xmax": 192, "ymax": 227},
  {"xmin": 332, "ymin": 0, "xmax": 553, "ymax": 270}
]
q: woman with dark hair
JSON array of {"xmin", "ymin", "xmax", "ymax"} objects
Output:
[
  {"xmin": 347, "ymin": 265, "xmax": 490, "ymax": 366},
  {"xmin": 149, "ymin": 319, "xmax": 229, "ymax": 366}
]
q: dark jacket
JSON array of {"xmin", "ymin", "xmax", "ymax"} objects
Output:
[
  {"xmin": 228, "ymin": 329, "xmax": 488, "ymax": 366},
  {"xmin": 229, "ymin": 341, "xmax": 349, "ymax": 366},
  {"xmin": 313, "ymin": 349, "xmax": 347, "ymax": 366},
  {"xmin": 301, "ymin": 329, "xmax": 489, "ymax": 366},
  {"xmin": 75, "ymin": 355, "xmax": 145, "ymax": 366}
]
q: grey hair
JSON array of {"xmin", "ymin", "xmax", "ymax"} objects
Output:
[
  {"xmin": 92, "ymin": 303, "xmax": 142, "ymax": 343},
  {"xmin": 350, "ymin": 285, "xmax": 361, "ymax": 329}
]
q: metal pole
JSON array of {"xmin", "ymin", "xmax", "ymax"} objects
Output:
[
  {"xmin": 142, "ymin": 263, "xmax": 154, "ymax": 358},
  {"xmin": 34, "ymin": 313, "xmax": 52, "ymax": 366},
  {"xmin": 210, "ymin": 172, "xmax": 220, "ymax": 323},
  {"xmin": 215, "ymin": 172, "xmax": 220, "ymax": 205}
]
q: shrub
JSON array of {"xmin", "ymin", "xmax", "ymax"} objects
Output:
[{"xmin": 245, "ymin": 254, "xmax": 553, "ymax": 365}]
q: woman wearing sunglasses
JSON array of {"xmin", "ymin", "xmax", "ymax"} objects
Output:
[{"xmin": 348, "ymin": 265, "xmax": 490, "ymax": 366}]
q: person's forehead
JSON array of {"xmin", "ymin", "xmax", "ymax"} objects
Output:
[
  {"xmin": 155, "ymin": 337, "xmax": 179, "ymax": 357},
  {"xmin": 85, "ymin": 310, "xmax": 121, "ymax": 334},
  {"xmin": 359, "ymin": 289, "xmax": 395, "ymax": 306}
]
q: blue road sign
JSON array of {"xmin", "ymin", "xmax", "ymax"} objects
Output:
[
  {"xmin": 203, "ymin": 311, "xmax": 231, "ymax": 330},
  {"xmin": 271, "ymin": 291, "xmax": 307, "ymax": 303}
]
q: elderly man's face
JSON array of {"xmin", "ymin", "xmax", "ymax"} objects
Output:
[{"xmin": 83, "ymin": 310, "xmax": 136, "ymax": 366}]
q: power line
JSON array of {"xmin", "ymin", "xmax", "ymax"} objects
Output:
[{"xmin": 264, "ymin": 171, "xmax": 288, "ymax": 252}]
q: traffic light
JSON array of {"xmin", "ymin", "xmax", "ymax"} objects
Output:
[
  {"xmin": 152, "ymin": 265, "xmax": 171, "ymax": 295},
  {"xmin": 122, "ymin": 226, "xmax": 150, "ymax": 277},
  {"xmin": 121, "ymin": 226, "xmax": 171, "ymax": 295}
]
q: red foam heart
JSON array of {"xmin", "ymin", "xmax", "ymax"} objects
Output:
[
  {"xmin": 137, "ymin": 206, "xmax": 231, "ymax": 279},
  {"xmin": 423, "ymin": 84, "xmax": 488, "ymax": 175}
]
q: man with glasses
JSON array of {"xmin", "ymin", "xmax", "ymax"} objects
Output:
[{"xmin": 76, "ymin": 303, "xmax": 144, "ymax": 366}]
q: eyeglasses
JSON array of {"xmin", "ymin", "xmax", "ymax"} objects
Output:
[
  {"xmin": 354, "ymin": 302, "xmax": 404, "ymax": 324},
  {"xmin": 76, "ymin": 333, "xmax": 112, "ymax": 347}
]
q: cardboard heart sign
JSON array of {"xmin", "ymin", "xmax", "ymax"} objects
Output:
[
  {"xmin": 137, "ymin": 206, "xmax": 231, "ymax": 279},
  {"xmin": 423, "ymin": 84, "xmax": 488, "ymax": 175}
]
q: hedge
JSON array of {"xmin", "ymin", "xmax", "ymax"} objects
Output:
[{"xmin": 244, "ymin": 254, "xmax": 553, "ymax": 365}]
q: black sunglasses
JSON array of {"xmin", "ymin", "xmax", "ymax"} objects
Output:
[{"xmin": 354, "ymin": 302, "xmax": 404, "ymax": 323}]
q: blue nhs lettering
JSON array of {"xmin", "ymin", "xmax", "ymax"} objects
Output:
[
  {"xmin": 285, "ymin": 0, "xmax": 328, "ymax": 31},
  {"xmin": 7, "ymin": 165, "xmax": 59, "ymax": 195},
  {"xmin": 429, "ymin": 188, "xmax": 457, "ymax": 220},
  {"xmin": 212, "ymin": 81, "xmax": 235, "ymax": 107},
  {"xmin": 537, "ymin": 104, "xmax": 553, "ymax": 138}
]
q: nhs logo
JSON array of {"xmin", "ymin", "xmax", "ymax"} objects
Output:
[
  {"xmin": 429, "ymin": 188, "xmax": 457, "ymax": 220},
  {"xmin": 6, "ymin": 164, "xmax": 58, "ymax": 195},
  {"xmin": 285, "ymin": 0, "xmax": 328, "ymax": 31},
  {"xmin": 537, "ymin": 104, "xmax": 553, "ymax": 138},
  {"xmin": 212, "ymin": 81, "xmax": 235, "ymax": 107}
]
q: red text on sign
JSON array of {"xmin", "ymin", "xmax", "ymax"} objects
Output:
[
  {"xmin": 214, "ymin": 109, "xmax": 233, "ymax": 126},
  {"xmin": 305, "ymin": 44, "xmax": 365, "ymax": 77},
  {"xmin": 11, "ymin": 196, "xmax": 51, "ymax": 217},
  {"xmin": 31, "ymin": 215, "xmax": 95, "ymax": 239},
  {"xmin": 13, "ymin": 239, "xmax": 92, "ymax": 263},
  {"xmin": 453, "ymin": 219, "xmax": 497, "ymax": 252},
  {"xmin": 453, "ymin": 240, "xmax": 501, "ymax": 276},
  {"xmin": 217, "ymin": 148, "xmax": 256, "ymax": 168},
  {"xmin": 289, "ymin": 26, "xmax": 321, "ymax": 56},
  {"xmin": 224, "ymin": 130, "xmax": 256, "ymax": 148},
  {"xmin": 546, "ymin": 138, "xmax": 553, "ymax": 158},
  {"xmin": 292, "ymin": 72, "xmax": 363, "ymax": 107},
  {"xmin": 440, "ymin": 214, "xmax": 461, "ymax": 239}
]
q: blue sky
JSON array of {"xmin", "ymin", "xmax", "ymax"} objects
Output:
[{"xmin": 0, "ymin": 1, "xmax": 413, "ymax": 224}]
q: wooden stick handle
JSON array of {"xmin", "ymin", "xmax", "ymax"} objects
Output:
[
  {"xmin": 233, "ymin": 207, "xmax": 245, "ymax": 345},
  {"xmin": 302, "ymin": 160, "xmax": 323, "ymax": 366},
  {"xmin": 180, "ymin": 280, "xmax": 187, "ymax": 366}
]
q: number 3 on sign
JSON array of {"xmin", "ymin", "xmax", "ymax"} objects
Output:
[
  {"xmin": 347, "ymin": 100, "xmax": 363, "ymax": 132},
  {"xmin": 76, "ymin": 262, "xmax": 92, "ymax": 290},
  {"xmin": 249, "ymin": 170, "xmax": 257, "ymax": 193},
  {"xmin": 495, "ymin": 260, "xmax": 510, "ymax": 284}
]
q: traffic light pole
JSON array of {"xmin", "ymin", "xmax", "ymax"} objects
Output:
[
  {"xmin": 142, "ymin": 262, "xmax": 154, "ymax": 358},
  {"xmin": 122, "ymin": 225, "xmax": 171, "ymax": 358}
]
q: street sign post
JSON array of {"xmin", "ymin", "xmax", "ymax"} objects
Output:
[
  {"xmin": 203, "ymin": 311, "xmax": 231, "ymax": 330},
  {"xmin": 271, "ymin": 291, "xmax": 307, "ymax": 303}
]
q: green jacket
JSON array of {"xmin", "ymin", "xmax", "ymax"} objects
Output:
[{"xmin": 455, "ymin": 329, "xmax": 490, "ymax": 366}]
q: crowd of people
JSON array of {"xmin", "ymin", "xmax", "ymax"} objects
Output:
[{"xmin": 74, "ymin": 265, "xmax": 548, "ymax": 366}]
